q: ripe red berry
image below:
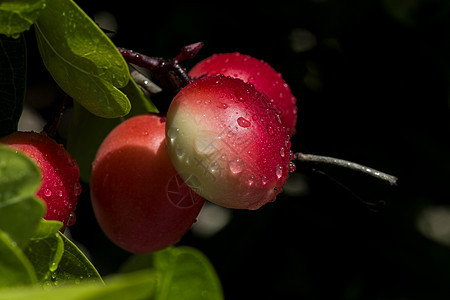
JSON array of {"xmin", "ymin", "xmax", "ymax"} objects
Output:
[
  {"xmin": 189, "ymin": 52, "xmax": 298, "ymax": 135},
  {"xmin": 165, "ymin": 75, "xmax": 291, "ymax": 210},
  {"xmin": 0, "ymin": 131, "xmax": 81, "ymax": 229},
  {"xmin": 90, "ymin": 114, "xmax": 205, "ymax": 254}
]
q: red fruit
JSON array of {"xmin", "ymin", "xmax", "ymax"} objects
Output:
[
  {"xmin": 90, "ymin": 114, "xmax": 205, "ymax": 254},
  {"xmin": 165, "ymin": 75, "xmax": 291, "ymax": 210},
  {"xmin": 189, "ymin": 52, "xmax": 298, "ymax": 135},
  {"xmin": 0, "ymin": 132, "xmax": 81, "ymax": 229}
]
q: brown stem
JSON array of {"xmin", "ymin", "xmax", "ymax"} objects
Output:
[
  {"xmin": 294, "ymin": 152, "xmax": 398, "ymax": 186},
  {"xmin": 118, "ymin": 42, "xmax": 203, "ymax": 94}
]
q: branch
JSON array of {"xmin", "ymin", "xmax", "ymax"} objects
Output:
[{"xmin": 294, "ymin": 152, "xmax": 398, "ymax": 186}]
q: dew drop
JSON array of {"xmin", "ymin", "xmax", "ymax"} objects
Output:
[
  {"xmin": 175, "ymin": 146, "xmax": 185, "ymax": 158},
  {"xmin": 276, "ymin": 165, "xmax": 283, "ymax": 180},
  {"xmin": 142, "ymin": 131, "xmax": 149, "ymax": 136},
  {"xmin": 247, "ymin": 175, "xmax": 255, "ymax": 186},
  {"xmin": 49, "ymin": 261, "xmax": 58, "ymax": 272},
  {"xmin": 289, "ymin": 161, "xmax": 297, "ymax": 173},
  {"xmin": 252, "ymin": 114, "xmax": 259, "ymax": 121},
  {"xmin": 237, "ymin": 117, "xmax": 251, "ymax": 128},
  {"xmin": 58, "ymin": 190, "xmax": 63, "ymax": 197},
  {"xmin": 261, "ymin": 176, "xmax": 269, "ymax": 186},
  {"xmin": 167, "ymin": 127, "xmax": 179, "ymax": 143},
  {"xmin": 68, "ymin": 212, "xmax": 77, "ymax": 226},
  {"xmin": 209, "ymin": 162, "xmax": 219, "ymax": 174},
  {"xmin": 280, "ymin": 146, "xmax": 286, "ymax": 158},
  {"xmin": 44, "ymin": 188, "xmax": 52, "ymax": 197},
  {"xmin": 229, "ymin": 159, "xmax": 243, "ymax": 174},
  {"xmin": 217, "ymin": 102, "xmax": 228, "ymax": 109},
  {"xmin": 267, "ymin": 125, "xmax": 274, "ymax": 136}
]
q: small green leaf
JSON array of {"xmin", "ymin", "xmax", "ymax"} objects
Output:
[
  {"xmin": 68, "ymin": 77, "xmax": 159, "ymax": 182},
  {"xmin": 0, "ymin": 230, "xmax": 37, "ymax": 288},
  {"xmin": 0, "ymin": 34, "xmax": 27, "ymax": 137},
  {"xmin": 25, "ymin": 222, "xmax": 103, "ymax": 288},
  {"xmin": 121, "ymin": 246, "xmax": 224, "ymax": 300},
  {"xmin": 52, "ymin": 232, "xmax": 103, "ymax": 285},
  {"xmin": 0, "ymin": 269, "xmax": 157, "ymax": 300},
  {"xmin": 0, "ymin": 0, "xmax": 46, "ymax": 37},
  {"xmin": 31, "ymin": 219, "xmax": 63, "ymax": 240},
  {"xmin": 34, "ymin": 0, "xmax": 131, "ymax": 118},
  {"xmin": 0, "ymin": 146, "xmax": 45, "ymax": 248}
]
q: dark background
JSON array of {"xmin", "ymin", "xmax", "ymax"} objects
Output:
[{"xmin": 27, "ymin": 0, "xmax": 450, "ymax": 299}]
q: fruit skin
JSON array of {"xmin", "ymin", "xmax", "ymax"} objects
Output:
[
  {"xmin": 165, "ymin": 75, "xmax": 290, "ymax": 210},
  {"xmin": 90, "ymin": 114, "xmax": 205, "ymax": 254},
  {"xmin": 0, "ymin": 131, "xmax": 81, "ymax": 229},
  {"xmin": 189, "ymin": 52, "xmax": 297, "ymax": 135}
]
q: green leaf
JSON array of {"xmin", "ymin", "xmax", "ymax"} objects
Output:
[
  {"xmin": 0, "ymin": 0, "xmax": 46, "ymax": 37},
  {"xmin": 68, "ymin": 77, "xmax": 159, "ymax": 182},
  {"xmin": 52, "ymin": 232, "xmax": 103, "ymax": 285},
  {"xmin": 34, "ymin": 0, "xmax": 131, "ymax": 118},
  {"xmin": 0, "ymin": 230, "xmax": 37, "ymax": 288},
  {"xmin": 0, "ymin": 269, "xmax": 157, "ymax": 300},
  {"xmin": 121, "ymin": 247, "xmax": 224, "ymax": 300},
  {"xmin": 25, "ymin": 221, "xmax": 102, "ymax": 287},
  {"xmin": 0, "ymin": 146, "xmax": 45, "ymax": 248},
  {"xmin": 31, "ymin": 219, "xmax": 63, "ymax": 240},
  {"xmin": 0, "ymin": 34, "xmax": 26, "ymax": 137}
]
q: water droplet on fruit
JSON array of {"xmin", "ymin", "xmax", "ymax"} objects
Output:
[
  {"xmin": 262, "ymin": 176, "xmax": 269, "ymax": 186},
  {"xmin": 237, "ymin": 117, "xmax": 251, "ymax": 128},
  {"xmin": 247, "ymin": 175, "xmax": 255, "ymax": 186},
  {"xmin": 167, "ymin": 127, "xmax": 179, "ymax": 143},
  {"xmin": 267, "ymin": 125, "xmax": 274, "ymax": 136},
  {"xmin": 276, "ymin": 165, "xmax": 283, "ymax": 180},
  {"xmin": 217, "ymin": 102, "xmax": 228, "ymax": 109},
  {"xmin": 280, "ymin": 147, "xmax": 286, "ymax": 158},
  {"xmin": 289, "ymin": 161, "xmax": 297, "ymax": 173},
  {"xmin": 229, "ymin": 159, "xmax": 243, "ymax": 174},
  {"xmin": 58, "ymin": 190, "xmax": 63, "ymax": 197},
  {"xmin": 142, "ymin": 131, "xmax": 149, "ymax": 136},
  {"xmin": 210, "ymin": 162, "xmax": 220, "ymax": 173},
  {"xmin": 204, "ymin": 99, "xmax": 211, "ymax": 105},
  {"xmin": 252, "ymin": 114, "xmax": 258, "ymax": 121},
  {"xmin": 68, "ymin": 212, "xmax": 76, "ymax": 226},
  {"xmin": 44, "ymin": 189, "xmax": 52, "ymax": 197},
  {"xmin": 175, "ymin": 146, "xmax": 185, "ymax": 158}
]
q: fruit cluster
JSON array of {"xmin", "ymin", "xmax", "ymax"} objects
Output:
[
  {"xmin": 1, "ymin": 48, "xmax": 297, "ymax": 254},
  {"xmin": 90, "ymin": 51, "xmax": 297, "ymax": 252}
]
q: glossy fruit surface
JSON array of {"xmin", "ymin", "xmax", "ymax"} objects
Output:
[
  {"xmin": 189, "ymin": 52, "xmax": 297, "ymax": 135},
  {"xmin": 1, "ymin": 131, "xmax": 81, "ymax": 228},
  {"xmin": 166, "ymin": 75, "xmax": 291, "ymax": 210},
  {"xmin": 90, "ymin": 114, "xmax": 205, "ymax": 254}
]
